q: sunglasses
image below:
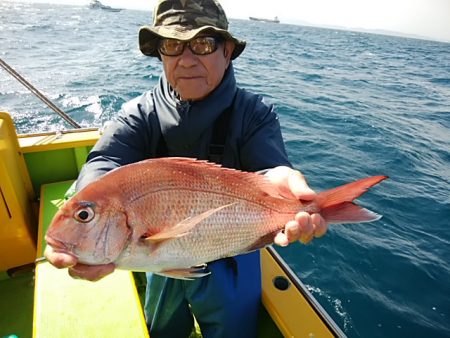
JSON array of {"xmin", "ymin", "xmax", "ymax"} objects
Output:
[{"xmin": 158, "ymin": 36, "xmax": 223, "ymax": 56}]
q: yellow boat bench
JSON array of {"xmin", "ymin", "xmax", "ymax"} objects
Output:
[{"xmin": 34, "ymin": 180, "xmax": 149, "ymax": 338}]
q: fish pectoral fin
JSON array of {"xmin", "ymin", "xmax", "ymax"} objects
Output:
[
  {"xmin": 144, "ymin": 203, "xmax": 237, "ymax": 243},
  {"xmin": 156, "ymin": 265, "xmax": 210, "ymax": 280}
]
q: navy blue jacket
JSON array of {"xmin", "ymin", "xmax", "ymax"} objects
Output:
[{"xmin": 77, "ymin": 65, "xmax": 291, "ymax": 190}]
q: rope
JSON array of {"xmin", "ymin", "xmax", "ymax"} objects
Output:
[{"xmin": 0, "ymin": 57, "xmax": 81, "ymax": 129}]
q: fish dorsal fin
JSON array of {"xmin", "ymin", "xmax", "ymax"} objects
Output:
[
  {"xmin": 148, "ymin": 157, "xmax": 283, "ymax": 199},
  {"xmin": 144, "ymin": 202, "xmax": 237, "ymax": 243}
]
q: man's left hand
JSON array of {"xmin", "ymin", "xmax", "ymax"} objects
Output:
[{"xmin": 264, "ymin": 166, "xmax": 328, "ymax": 246}]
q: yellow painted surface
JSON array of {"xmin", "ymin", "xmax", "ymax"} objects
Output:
[
  {"xmin": 0, "ymin": 112, "xmax": 36, "ymax": 270},
  {"xmin": 36, "ymin": 181, "xmax": 73, "ymax": 257},
  {"xmin": 34, "ymin": 264, "xmax": 149, "ymax": 338},
  {"xmin": 19, "ymin": 128, "xmax": 100, "ymax": 153},
  {"xmin": 261, "ymin": 249, "xmax": 335, "ymax": 338},
  {"xmin": 34, "ymin": 180, "xmax": 149, "ymax": 338}
]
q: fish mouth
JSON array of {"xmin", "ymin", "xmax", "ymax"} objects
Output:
[{"xmin": 45, "ymin": 236, "xmax": 75, "ymax": 257}]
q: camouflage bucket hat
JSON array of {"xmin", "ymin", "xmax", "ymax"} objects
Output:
[{"xmin": 139, "ymin": 0, "xmax": 246, "ymax": 59}]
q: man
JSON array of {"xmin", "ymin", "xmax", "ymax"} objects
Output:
[{"xmin": 45, "ymin": 0, "xmax": 327, "ymax": 337}]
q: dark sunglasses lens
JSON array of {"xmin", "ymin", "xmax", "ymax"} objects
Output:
[
  {"xmin": 189, "ymin": 37, "xmax": 218, "ymax": 55},
  {"xmin": 159, "ymin": 39, "xmax": 184, "ymax": 56}
]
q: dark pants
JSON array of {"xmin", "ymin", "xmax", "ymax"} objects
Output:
[{"xmin": 144, "ymin": 251, "xmax": 261, "ymax": 338}]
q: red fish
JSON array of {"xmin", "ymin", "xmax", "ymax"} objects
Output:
[{"xmin": 45, "ymin": 157, "xmax": 387, "ymax": 279}]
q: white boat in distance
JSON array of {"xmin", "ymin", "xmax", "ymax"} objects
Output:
[
  {"xmin": 89, "ymin": 0, "xmax": 122, "ymax": 12},
  {"xmin": 249, "ymin": 16, "xmax": 280, "ymax": 23}
]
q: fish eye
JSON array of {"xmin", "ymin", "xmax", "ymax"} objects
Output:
[{"xmin": 74, "ymin": 206, "xmax": 95, "ymax": 223}]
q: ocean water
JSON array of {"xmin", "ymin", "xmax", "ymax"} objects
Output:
[{"xmin": 1, "ymin": 1, "xmax": 449, "ymax": 337}]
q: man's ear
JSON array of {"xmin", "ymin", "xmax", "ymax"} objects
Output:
[{"xmin": 223, "ymin": 40, "xmax": 235, "ymax": 62}]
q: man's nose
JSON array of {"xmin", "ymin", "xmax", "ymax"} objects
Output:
[{"xmin": 178, "ymin": 46, "xmax": 198, "ymax": 67}]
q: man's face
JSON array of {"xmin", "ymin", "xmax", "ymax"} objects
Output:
[{"xmin": 161, "ymin": 38, "xmax": 235, "ymax": 101}]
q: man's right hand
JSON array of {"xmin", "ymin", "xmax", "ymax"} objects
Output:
[{"xmin": 44, "ymin": 245, "xmax": 115, "ymax": 282}]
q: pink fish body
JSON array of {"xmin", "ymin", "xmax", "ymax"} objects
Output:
[{"xmin": 46, "ymin": 157, "xmax": 387, "ymax": 279}]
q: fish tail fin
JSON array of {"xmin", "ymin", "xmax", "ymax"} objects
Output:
[{"xmin": 314, "ymin": 175, "xmax": 388, "ymax": 224}]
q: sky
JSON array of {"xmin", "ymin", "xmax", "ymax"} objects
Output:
[{"xmin": 11, "ymin": 0, "xmax": 450, "ymax": 42}]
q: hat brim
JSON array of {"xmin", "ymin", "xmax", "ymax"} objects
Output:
[{"xmin": 139, "ymin": 25, "xmax": 246, "ymax": 60}]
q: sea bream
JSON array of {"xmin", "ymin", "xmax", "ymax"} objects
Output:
[{"xmin": 45, "ymin": 157, "xmax": 387, "ymax": 279}]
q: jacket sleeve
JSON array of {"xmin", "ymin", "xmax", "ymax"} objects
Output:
[
  {"xmin": 76, "ymin": 93, "xmax": 155, "ymax": 191},
  {"xmin": 238, "ymin": 92, "xmax": 292, "ymax": 172}
]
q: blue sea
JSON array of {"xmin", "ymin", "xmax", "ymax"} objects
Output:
[{"xmin": 1, "ymin": 1, "xmax": 449, "ymax": 337}]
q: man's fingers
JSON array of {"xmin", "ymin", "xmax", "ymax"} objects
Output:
[
  {"xmin": 275, "ymin": 213, "xmax": 329, "ymax": 247},
  {"xmin": 274, "ymin": 231, "xmax": 289, "ymax": 247},
  {"xmin": 295, "ymin": 212, "xmax": 314, "ymax": 243},
  {"xmin": 264, "ymin": 166, "xmax": 297, "ymax": 199},
  {"xmin": 68, "ymin": 263, "xmax": 115, "ymax": 282},
  {"xmin": 44, "ymin": 245, "xmax": 77, "ymax": 269},
  {"xmin": 284, "ymin": 220, "xmax": 301, "ymax": 243},
  {"xmin": 294, "ymin": 212, "xmax": 328, "ymax": 243},
  {"xmin": 288, "ymin": 170, "xmax": 316, "ymax": 200},
  {"xmin": 264, "ymin": 166, "xmax": 317, "ymax": 201},
  {"xmin": 312, "ymin": 213, "xmax": 328, "ymax": 238}
]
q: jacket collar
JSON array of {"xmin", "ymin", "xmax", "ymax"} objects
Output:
[{"xmin": 153, "ymin": 64, "xmax": 237, "ymax": 151}]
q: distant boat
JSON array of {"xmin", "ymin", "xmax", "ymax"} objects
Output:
[
  {"xmin": 249, "ymin": 16, "xmax": 280, "ymax": 23},
  {"xmin": 89, "ymin": 0, "xmax": 122, "ymax": 12}
]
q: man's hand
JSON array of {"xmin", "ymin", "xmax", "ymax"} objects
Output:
[
  {"xmin": 44, "ymin": 245, "xmax": 115, "ymax": 282},
  {"xmin": 264, "ymin": 166, "xmax": 328, "ymax": 246}
]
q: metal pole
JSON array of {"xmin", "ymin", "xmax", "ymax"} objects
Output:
[{"xmin": 0, "ymin": 57, "xmax": 81, "ymax": 129}]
